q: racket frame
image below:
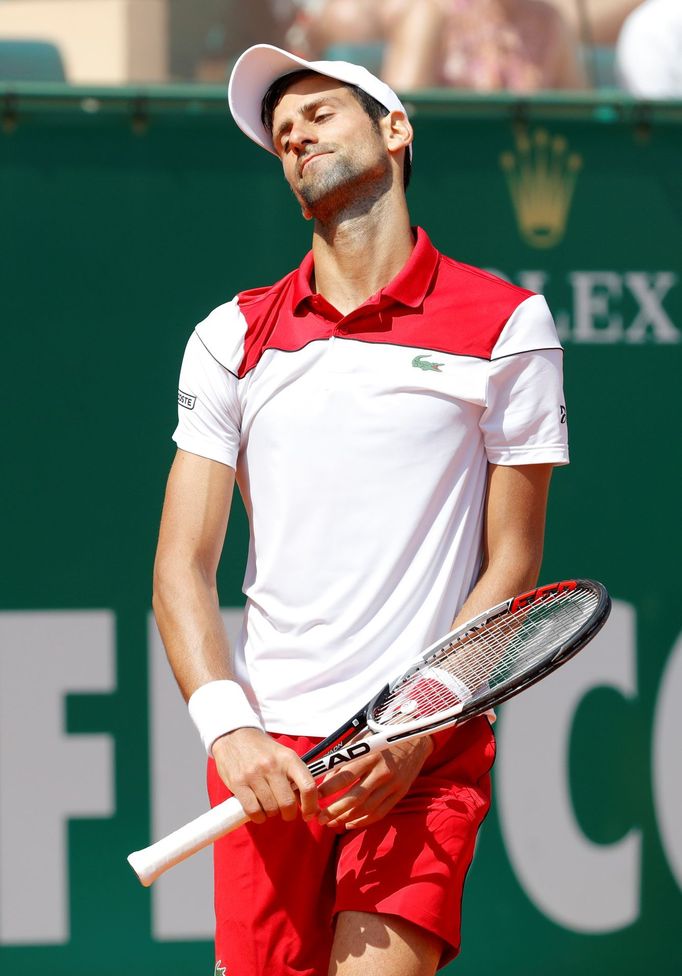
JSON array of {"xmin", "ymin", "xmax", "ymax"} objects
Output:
[
  {"xmin": 127, "ymin": 577, "xmax": 611, "ymax": 885},
  {"xmin": 366, "ymin": 577, "xmax": 611, "ymax": 740}
]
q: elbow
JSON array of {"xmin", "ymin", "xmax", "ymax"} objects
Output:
[
  {"xmin": 152, "ymin": 555, "xmax": 175, "ymax": 624},
  {"xmin": 483, "ymin": 540, "xmax": 545, "ymax": 592},
  {"xmin": 518, "ymin": 538, "xmax": 545, "ymax": 587},
  {"xmin": 152, "ymin": 551, "xmax": 218, "ymax": 621},
  {"xmin": 152, "ymin": 547, "xmax": 189, "ymax": 622},
  {"xmin": 515, "ymin": 544, "xmax": 545, "ymax": 590}
]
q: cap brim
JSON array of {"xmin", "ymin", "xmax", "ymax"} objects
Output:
[
  {"xmin": 228, "ymin": 45, "xmax": 321, "ymax": 155},
  {"xmin": 228, "ymin": 44, "xmax": 412, "ymax": 158}
]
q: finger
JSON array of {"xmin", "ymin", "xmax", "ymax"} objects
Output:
[
  {"xmin": 317, "ymin": 766, "xmax": 364, "ymax": 800},
  {"xmin": 323, "ymin": 758, "xmax": 393, "ymax": 806},
  {"xmin": 321, "ymin": 757, "xmax": 395, "ymax": 812},
  {"xmin": 323, "ymin": 783, "xmax": 396, "ymax": 828},
  {"xmin": 319, "ymin": 781, "xmax": 372, "ymax": 823},
  {"xmin": 267, "ymin": 773, "xmax": 302, "ymax": 823},
  {"xmin": 318, "ymin": 751, "xmax": 384, "ymax": 799},
  {"xmin": 288, "ymin": 761, "xmax": 320, "ymax": 820},
  {"xmin": 342, "ymin": 790, "xmax": 403, "ymax": 830},
  {"xmin": 230, "ymin": 784, "xmax": 268, "ymax": 825},
  {"xmin": 250, "ymin": 779, "xmax": 283, "ymax": 819},
  {"xmin": 320, "ymin": 770, "xmax": 398, "ymax": 825}
]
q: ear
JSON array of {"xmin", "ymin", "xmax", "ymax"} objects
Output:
[{"xmin": 382, "ymin": 110, "xmax": 413, "ymax": 158}]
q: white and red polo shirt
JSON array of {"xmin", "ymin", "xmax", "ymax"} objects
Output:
[{"xmin": 173, "ymin": 228, "xmax": 569, "ymax": 734}]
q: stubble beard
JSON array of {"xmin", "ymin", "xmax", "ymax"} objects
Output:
[{"xmin": 295, "ymin": 144, "xmax": 392, "ymax": 225}]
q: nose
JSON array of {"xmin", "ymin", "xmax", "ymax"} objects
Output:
[{"xmin": 288, "ymin": 119, "xmax": 317, "ymax": 155}]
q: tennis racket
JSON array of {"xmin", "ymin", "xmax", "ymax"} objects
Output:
[{"xmin": 128, "ymin": 577, "xmax": 610, "ymax": 886}]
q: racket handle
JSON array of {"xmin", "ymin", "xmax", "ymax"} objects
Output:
[{"xmin": 127, "ymin": 795, "xmax": 248, "ymax": 887}]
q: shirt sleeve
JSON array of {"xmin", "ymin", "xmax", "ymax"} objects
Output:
[
  {"xmin": 172, "ymin": 331, "xmax": 241, "ymax": 468},
  {"xmin": 480, "ymin": 294, "xmax": 569, "ymax": 466}
]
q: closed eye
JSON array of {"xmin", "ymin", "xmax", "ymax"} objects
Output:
[{"xmin": 279, "ymin": 115, "xmax": 330, "ymax": 153}]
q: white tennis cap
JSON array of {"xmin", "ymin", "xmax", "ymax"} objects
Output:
[{"xmin": 228, "ymin": 43, "xmax": 412, "ymax": 157}]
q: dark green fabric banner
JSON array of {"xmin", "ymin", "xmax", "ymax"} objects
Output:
[{"xmin": 1, "ymin": 87, "xmax": 680, "ymax": 975}]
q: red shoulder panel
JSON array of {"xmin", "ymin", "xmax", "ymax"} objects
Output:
[
  {"xmin": 236, "ymin": 269, "xmax": 332, "ymax": 379},
  {"xmin": 235, "ymin": 249, "xmax": 535, "ymax": 376}
]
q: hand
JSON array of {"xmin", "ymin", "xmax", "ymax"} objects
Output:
[
  {"xmin": 316, "ymin": 736, "xmax": 434, "ymax": 831},
  {"xmin": 212, "ymin": 727, "xmax": 319, "ymax": 825}
]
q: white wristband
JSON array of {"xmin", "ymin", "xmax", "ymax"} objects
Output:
[{"xmin": 188, "ymin": 680, "xmax": 264, "ymax": 756}]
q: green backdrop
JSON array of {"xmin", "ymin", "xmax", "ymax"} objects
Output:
[{"xmin": 1, "ymin": 86, "xmax": 681, "ymax": 975}]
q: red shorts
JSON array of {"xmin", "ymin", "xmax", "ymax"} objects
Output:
[{"xmin": 208, "ymin": 717, "xmax": 495, "ymax": 976}]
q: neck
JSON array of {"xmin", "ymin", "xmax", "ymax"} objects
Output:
[{"xmin": 310, "ymin": 191, "xmax": 414, "ymax": 316}]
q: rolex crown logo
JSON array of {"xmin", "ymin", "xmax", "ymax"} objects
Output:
[{"xmin": 500, "ymin": 127, "xmax": 582, "ymax": 249}]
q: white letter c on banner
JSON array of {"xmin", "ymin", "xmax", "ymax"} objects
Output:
[
  {"xmin": 496, "ymin": 600, "xmax": 641, "ymax": 932},
  {"xmin": 652, "ymin": 629, "xmax": 682, "ymax": 891}
]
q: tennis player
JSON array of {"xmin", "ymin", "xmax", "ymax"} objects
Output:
[{"xmin": 153, "ymin": 44, "xmax": 569, "ymax": 976}]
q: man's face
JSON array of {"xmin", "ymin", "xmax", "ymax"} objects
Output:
[{"xmin": 270, "ymin": 75, "xmax": 392, "ymax": 220}]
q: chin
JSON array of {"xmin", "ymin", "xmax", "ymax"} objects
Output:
[{"xmin": 301, "ymin": 166, "xmax": 361, "ymax": 206}]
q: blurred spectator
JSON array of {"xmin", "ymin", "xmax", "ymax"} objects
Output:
[
  {"xmin": 382, "ymin": 0, "xmax": 587, "ymax": 92},
  {"xmin": 548, "ymin": 0, "xmax": 640, "ymax": 45},
  {"xmin": 616, "ymin": 0, "xmax": 682, "ymax": 97},
  {"xmin": 547, "ymin": 1, "xmax": 643, "ymax": 90},
  {"xmin": 286, "ymin": 0, "xmax": 409, "ymax": 58}
]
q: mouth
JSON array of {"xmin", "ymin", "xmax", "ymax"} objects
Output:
[{"xmin": 299, "ymin": 152, "xmax": 331, "ymax": 177}]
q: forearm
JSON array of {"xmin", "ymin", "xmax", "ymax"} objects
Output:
[
  {"xmin": 153, "ymin": 560, "xmax": 267, "ymax": 757},
  {"xmin": 452, "ymin": 462, "xmax": 552, "ymax": 629},
  {"xmin": 382, "ymin": 0, "xmax": 443, "ymax": 90},
  {"xmin": 451, "ymin": 546, "xmax": 542, "ymax": 630},
  {"xmin": 152, "ymin": 450, "xmax": 238, "ymax": 702},
  {"xmin": 152, "ymin": 560, "xmax": 235, "ymax": 702}
]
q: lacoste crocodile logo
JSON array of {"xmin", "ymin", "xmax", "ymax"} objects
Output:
[
  {"xmin": 412, "ymin": 353, "xmax": 444, "ymax": 372},
  {"xmin": 214, "ymin": 962, "xmax": 226, "ymax": 976}
]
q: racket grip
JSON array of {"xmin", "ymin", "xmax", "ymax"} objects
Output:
[{"xmin": 127, "ymin": 795, "xmax": 248, "ymax": 887}]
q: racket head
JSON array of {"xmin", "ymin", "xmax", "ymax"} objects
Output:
[{"xmin": 366, "ymin": 579, "xmax": 611, "ymax": 736}]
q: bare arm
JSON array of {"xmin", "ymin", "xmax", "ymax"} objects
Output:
[
  {"xmin": 153, "ymin": 449, "xmax": 237, "ymax": 696},
  {"xmin": 317, "ymin": 461, "xmax": 554, "ymax": 829},
  {"xmin": 153, "ymin": 448, "xmax": 318, "ymax": 823},
  {"xmin": 382, "ymin": 0, "xmax": 445, "ymax": 90},
  {"xmin": 547, "ymin": 12, "xmax": 589, "ymax": 90},
  {"xmin": 452, "ymin": 461, "xmax": 554, "ymax": 628}
]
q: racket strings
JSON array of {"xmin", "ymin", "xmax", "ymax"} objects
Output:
[
  {"xmin": 441, "ymin": 590, "xmax": 591, "ymax": 688},
  {"xmin": 373, "ymin": 587, "xmax": 599, "ymax": 726}
]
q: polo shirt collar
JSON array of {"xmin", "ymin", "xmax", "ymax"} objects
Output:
[
  {"xmin": 382, "ymin": 227, "xmax": 440, "ymax": 308},
  {"xmin": 292, "ymin": 250, "xmax": 316, "ymax": 311},
  {"xmin": 292, "ymin": 227, "xmax": 440, "ymax": 313}
]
